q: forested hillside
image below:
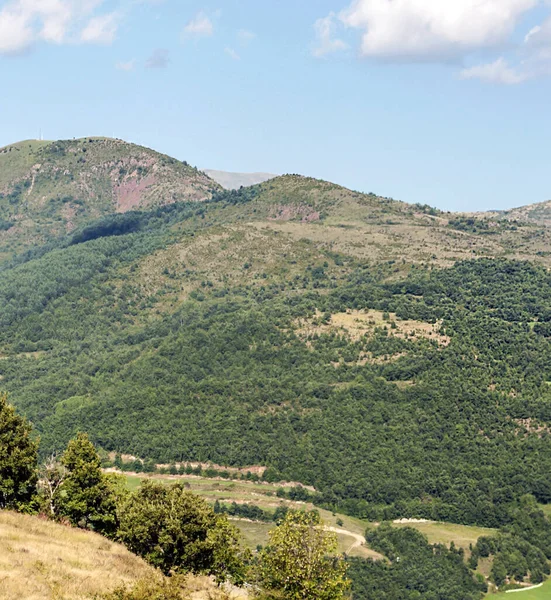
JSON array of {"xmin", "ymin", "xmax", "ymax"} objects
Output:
[{"xmin": 2, "ymin": 141, "xmax": 551, "ymax": 594}]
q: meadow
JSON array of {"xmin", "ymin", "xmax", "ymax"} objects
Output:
[{"xmin": 123, "ymin": 473, "xmax": 495, "ymax": 561}]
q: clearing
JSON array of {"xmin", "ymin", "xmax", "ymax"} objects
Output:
[{"xmin": 295, "ymin": 309, "xmax": 450, "ymax": 347}]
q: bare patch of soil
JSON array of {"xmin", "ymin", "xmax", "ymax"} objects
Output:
[
  {"xmin": 115, "ymin": 174, "xmax": 157, "ymax": 212},
  {"xmin": 270, "ymin": 204, "xmax": 320, "ymax": 223}
]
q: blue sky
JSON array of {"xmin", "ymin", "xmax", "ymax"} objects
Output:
[{"xmin": 0, "ymin": 0, "xmax": 550, "ymax": 212}]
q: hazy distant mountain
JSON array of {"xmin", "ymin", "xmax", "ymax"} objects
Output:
[{"xmin": 203, "ymin": 169, "xmax": 277, "ymax": 190}]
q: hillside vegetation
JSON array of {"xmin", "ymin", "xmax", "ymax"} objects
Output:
[
  {"xmin": 2, "ymin": 139, "xmax": 551, "ymax": 595},
  {"xmin": 0, "ymin": 138, "xmax": 218, "ymax": 260}
]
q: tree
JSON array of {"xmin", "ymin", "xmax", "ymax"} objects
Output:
[
  {"xmin": 0, "ymin": 392, "xmax": 38, "ymax": 510},
  {"xmin": 117, "ymin": 481, "xmax": 245, "ymax": 582},
  {"xmin": 257, "ymin": 510, "xmax": 350, "ymax": 600},
  {"xmin": 38, "ymin": 454, "xmax": 67, "ymax": 517},
  {"xmin": 56, "ymin": 432, "xmax": 124, "ymax": 537},
  {"xmin": 491, "ymin": 558, "xmax": 508, "ymax": 588}
]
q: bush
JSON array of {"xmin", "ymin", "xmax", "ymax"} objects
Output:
[
  {"xmin": 117, "ymin": 482, "xmax": 245, "ymax": 582},
  {"xmin": 98, "ymin": 574, "xmax": 232, "ymax": 600}
]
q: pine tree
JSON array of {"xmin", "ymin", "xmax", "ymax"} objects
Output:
[{"xmin": 57, "ymin": 432, "xmax": 124, "ymax": 537}]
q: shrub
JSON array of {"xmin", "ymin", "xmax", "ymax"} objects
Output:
[{"xmin": 117, "ymin": 482, "xmax": 245, "ymax": 582}]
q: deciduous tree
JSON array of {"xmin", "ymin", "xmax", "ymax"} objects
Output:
[
  {"xmin": 117, "ymin": 481, "xmax": 245, "ymax": 583},
  {"xmin": 257, "ymin": 510, "xmax": 349, "ymax": 600},
  {"xmin": 0, "ymin": 392, "xmax": 38, "ymax": 510}
]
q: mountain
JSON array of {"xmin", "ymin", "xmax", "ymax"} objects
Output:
[
  {"xmin": 488, "ymin": 199, "xmax": 551, "ymax": 227},
  {"xmin": 2, "ymin": 138, "xmax": 551, "ymax": 547},
  {"xmin": 203, "ymin": 169, "xmax": 277, "ymax": 189},
  {"xmin": 0, "ymin": 137, "xmax": 219, "ymax": 260}
]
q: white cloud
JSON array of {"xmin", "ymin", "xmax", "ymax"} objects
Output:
[
  {"xmin": 315, "ymin": 0, "xmax": 551, "ymax": 83},
  {"xmin": 525, "ymin": 15, "xmax": 551, "ymax": 47},
  {"xmin": 80, "ymin": 12, "xmax": 118, "ymax": 44},
  {"xmin": 183, "ymin": 10, "xmax": 213, "ymax": 38},
  {"xmin": 460, "ymin": 58, "xmax": 528, "ymax": 84},
  {"xmin": 116, "ymin": 59, "xmax": 135, "ymax": 71},
  {"xmin": 0, "ymin": 8, "xmax": 33, "ymax": 54},
  {"xmin": 339, "ymin": 0, "xmax": 537, "ymax": 61},
  {"xmin": 0, "ymin": 0, "xmax": 120, "ymax": 55},
  {"xmin": 237, "ymin": 29, "xmax": 256, "ymax": 45},
  {"xmin": 224, "ymin": 46, "xmax": 240, "ymax": 60},
  {"xmin": 313, "ymin": 12, "xmax": 348, "ymax": 57}
]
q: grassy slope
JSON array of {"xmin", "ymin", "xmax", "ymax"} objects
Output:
[
  {"xmin": 0, "ymin": 510, "xmax": 248, "ymax": 600},
  {"xmin": 0, "ymin": 510, "xmax": 154, "ymax": 599},
  {"xmin": 243, "ymin": 176, "xmax": 551, "ymax": 268},
  {"xmin": 491, "ymin": 580, "xmax": 551, "ymax": 598}
]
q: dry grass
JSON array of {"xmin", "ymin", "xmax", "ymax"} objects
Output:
[
  {"xmin": 0, "ymin": 511, "xmax": 249, "ymax": 600},
  {"xmin": 393, "ymin": 520, "xmax": 497, "ymax": 552},
  {"xmin": 296, "ymin": 309, "xmax": 449, "ymax": 349},
  {"xmin": 0, "ymin": 511, "xmax": 156, "ymax": 599}
]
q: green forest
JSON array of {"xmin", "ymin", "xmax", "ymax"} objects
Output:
[{"xmin": 2, "ymin": 181, "xmax": 551, "ymax": 594}]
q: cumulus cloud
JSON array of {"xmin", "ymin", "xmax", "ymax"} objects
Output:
[
  {"xmin": 339, "ymin": 0, "xmax": 537, "ymax": 61},
  {"xmin": 0, "ymin": 0, "xmax": 120, "ymax": 55},
  {"xmin": 0, "ymin": 8, "xmax": 33, "ymax": 54},
  {"xmin": 316, "ymin": 0, "xmax": 551, "ymax": 83},
  {"xmin": 145, "ymin": 48, "xmax": 169, "ymax": 69},
  {"xmin": 183, "ymin": 11, "xmax": 213, "ymax": 38},
  {"xmin": 80, "ymin": 12, "xmax": 118, "ymax": 44},
  {"xmin": 313, "ymin": 12, "xmax": 348, "ymax": 57}
]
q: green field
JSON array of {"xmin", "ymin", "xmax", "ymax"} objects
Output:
[
  {"xmin": 122, "ymin": 473, "xmax": 494, "ymax": 561},
  {"xmin": 394, "ymin": 520, "xmax": 497, "ymax": 551},
  {"xmin": 491, "ymin": 579, "xmax": 551, "ymax": 598}
]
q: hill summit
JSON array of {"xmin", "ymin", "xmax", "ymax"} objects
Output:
[{"xmin": 0, "ymin": 137, "xmax": 219, "ymax": 258}]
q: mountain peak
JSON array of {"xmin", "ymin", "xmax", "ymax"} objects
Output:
[{"xmin": 0, "ymin": 137, "xmax": 220, "ymax": 258}]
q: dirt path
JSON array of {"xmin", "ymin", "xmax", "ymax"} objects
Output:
[
  {"xmin": 325, "ymin": 526, "xmax": 366, "ymax": 554},
  {"xmin": 506, "ymin": 583, "xmax": 544, "ymax": 594}
]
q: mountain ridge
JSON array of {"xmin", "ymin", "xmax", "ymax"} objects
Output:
[{"xmin": 2, "ymin": 138, "xmax": 551, "ymax": 531}]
